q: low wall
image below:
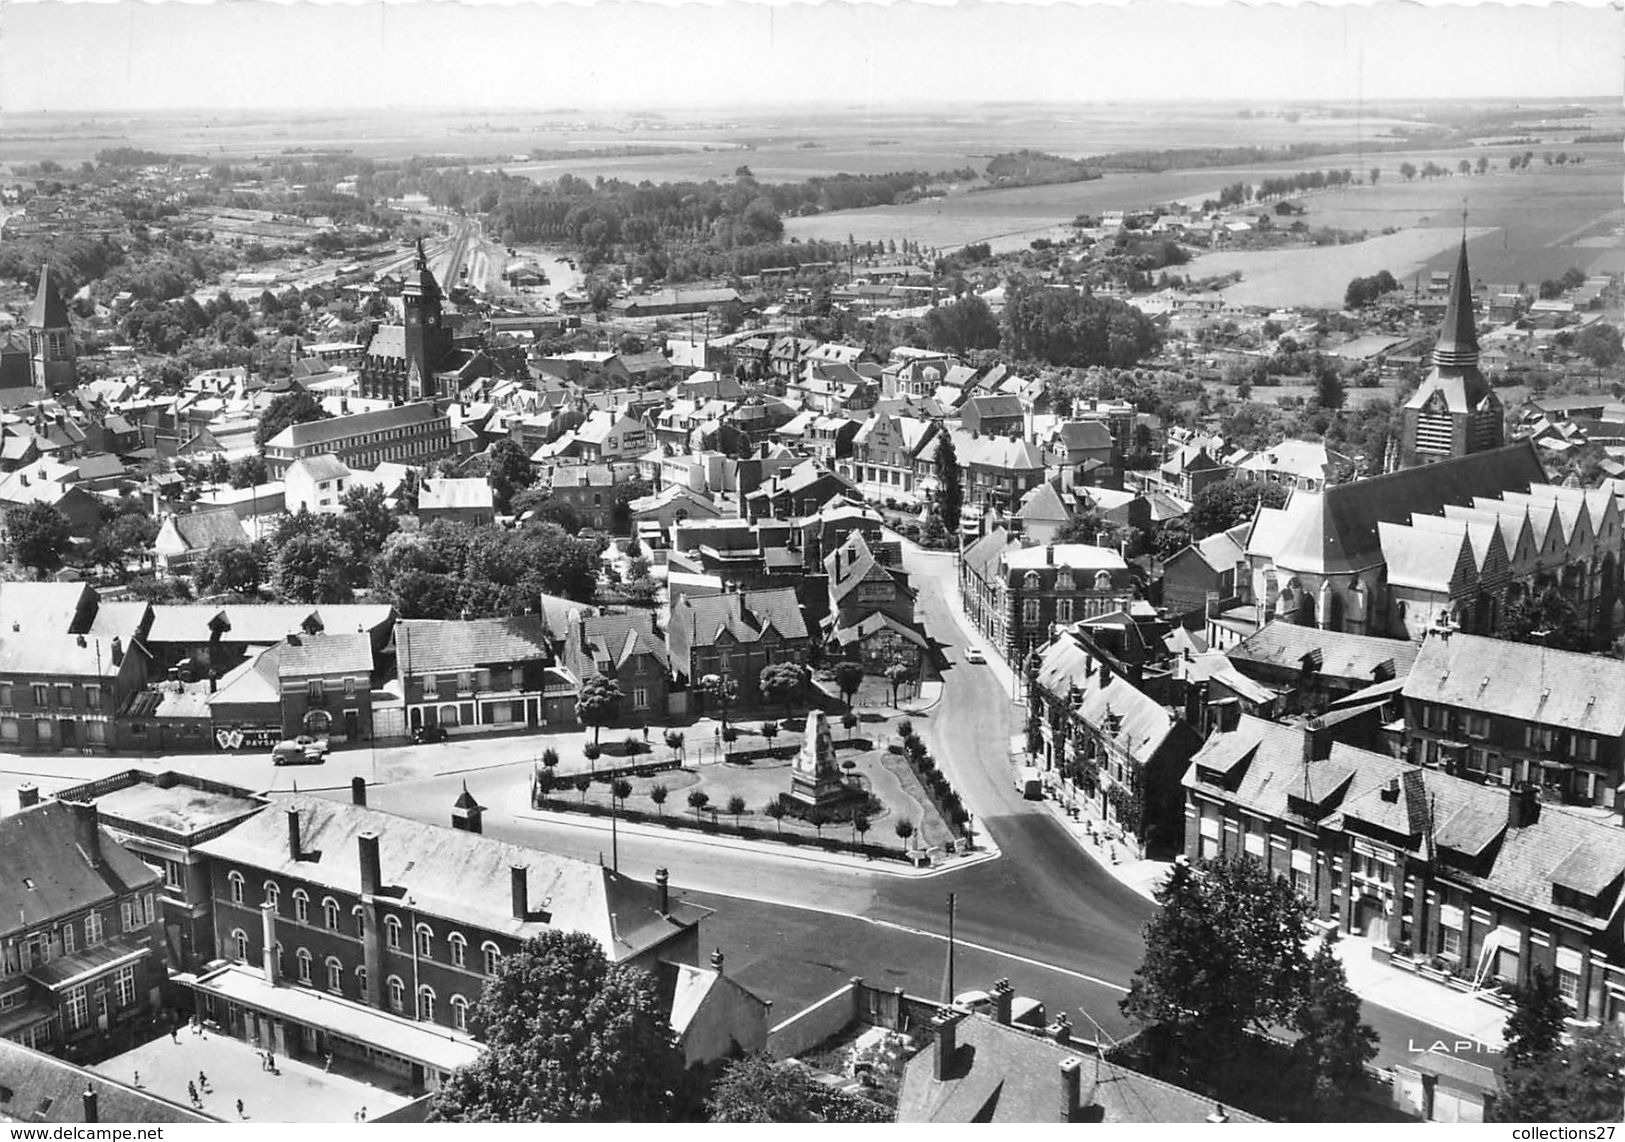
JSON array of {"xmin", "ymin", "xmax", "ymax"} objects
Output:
[{"xmin": 767, "ymin": 978, "xmax": 940, "ymax": 1059}]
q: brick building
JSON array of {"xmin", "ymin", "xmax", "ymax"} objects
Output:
[
  {"xmin": 396, "ymin": 617, "xmax": 566, "ymax": 736},
  {"xmin": 959, "ymin": 530, "xmax": 1135, "ymax": 666},
  {"xmin": 262, "ymin": 402, "xmax": 453, "ymax": 479}
]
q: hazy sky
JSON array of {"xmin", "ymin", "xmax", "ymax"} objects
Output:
[{"xmin": 1, "ymin": 0, "xmax": 1619, "ymax": 113}]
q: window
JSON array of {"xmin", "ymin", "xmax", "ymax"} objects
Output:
[
  {"xmin": 387, "ymin": 976, "xmax": 405, "ymax": 1013},
  {"xmin": 323, "ymin": 898, "xmax": 340, "ymax": 930},
  {"xmin": 307, "ymin": 680, "xmax": 323, "ymax": 700},
  {"xmin": 60, "ymin": 923, "xmax": 74, "ymax": 955},
  {"xmin": 1442, "ymin": 926, "xmax": 1461, "ymax": 959},
  {"xmin": 1094, "ymin": 570, "xmax": 1113, "ymax": 591},
  {"xmin": 1526, "ymin": 725, "xmax": 1556, "ymax": 751},
  {"xmin": 449, "ymin": 933, "xmax": 466, "ymax": 969},
  {"xmin": 356, "ymin": 966, "xmax": 368, "ymax": 995},
  {"xmin": 632, "ymin": 687, "xmax": 648, "ymax": 710},
  {"xmin": 65, "ymin": 986, "xmax": 88, "ymax": 1031},
  {"xmin": 232, "ymin": 929, "xmax": 249, "ymax": 960},
  {"xmin": 326, "ymin": 958, "xmax": 343, "ymax": 993},
  {"xmin": 113, "ymin": 964, "xmax": 137, "ymax": 1008},
  {"xmin": 296, "ymin": 949, "xmax": 312, "ymax": 985},
  {"xmin": 482, "ymin": 942, "xmax": 501, "ymax": 975},
  {"xmin": 417, "ymin": 986, "xmax": 435, "ymax": 1022},
  {"xmin": 1575, "ymin": 735, "xmax": 1599, "ymax": 762},
  {"xmin": 344, "ymin": 676, "xmax": 356, "ymax": 696},
  {"xmin": 451, "ymin": 995, "xmax": 469, "ymax": 1032},
  {"xmin": 85, "ymin": 722, "xmax": 105, "ymax": 745},
  {"xmin": 353, "ymin": 905, "xmax": 365, "ymax": 936},
  {"xmin": 83, "ymin": 912, "xmax": 102, "ymax": 946},
  {"xmin": 0, "ymin": 683, "xmax": 11, "ymax": 705},
  {"xmin": 1022, "ymin": 598, "xmax": 1041, "ymax": 625},
  {"xmin": 34, "ymin": 719, "xmax": 51, "ymax": 744},
  {"xmin": 1056, "ymin": 598, "xmax": 1073, "ymax": 624},
  {"xmin": 293, "ymin": 891, "xmax": 309, "ymax": 924},
  {"xmin": 1292, "ymin": 868, "xmax": 1311, "ymax": 899},
  {"xmin": 422, "ymin": 674, "xmax": 438, "ymax": 693},
  {"xmin": 1465, "ymin": 713, "xmax": 1490, "ymax": 739},
  {"xmin": 228, "ymin": 872, "xmax": 244, "ymax": 905},
  {"xmin": 385, "ymin": 916, "xmax": 401, "ymax": 951},
  {"xmin": 55, "ymin": 685, "xmax": 72, "ymax": 707},
  {"xmin": 416, "ymin": 924, "xmax": 432, "ymax": 958},
  {"xmin": 121, "ymin": 901, "xmax": 133, "ymax": 931},
  {"xmin": 32, "ymin": 684, "xmax": 48, "ymax": 706},
  {"xmin": 1558, "ymin": 969, "xmax": 1580, "ymax": 1006},
  {"xmin": 263, "ymin": 882, "xmax": 280, "ymax": 913},
  {"xmin": 85, "ymin": 686, "xmax": 101, "ymax": 711},
  {"xmin": 1022, "ymin": 571, "xmax": 1042, "ymax": 591}
]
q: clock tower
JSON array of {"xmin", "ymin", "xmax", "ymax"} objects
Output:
[{"xmin": 401, "ymin": 239, "xmax": 450, "ymax": 401}]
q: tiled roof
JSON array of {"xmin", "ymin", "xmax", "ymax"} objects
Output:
[
  {"xmin": 278, "ymin": 631, "xmax": 374, "ymax": 678},
  {"xmin": 1228, "ymin": 621, "xmax": 1419, "ymax": 683},
  {"xmin": 194, "ymin": 795, "xmax": 708, "ymax": 954},
  {"xmin": 0, "ymin": 801, "xmax": 159, "ymax": 935},
  {"xmin": 668, "ymin": 587, "xmax": 807, "ymax": 673},
  {"xmin": 1402, "ymin": 630, "xmax": 1625, "ymax": 735},
  {"xmin": 287, "ymin": 454, "xmax": 351, "ymax": 483},
  {"xmin": 269, "ymin": 401, "xmax": 444, "ymax": 450},
  {"xmin": 397, "ymin": 617, "xmax": 552, "ymax": 673},
  {"xmin": 169, "ymin": 507, "xmax": 250, "ymax": 552},
  {"xmin": 1032, "ymin": 632, "xmax": 1177, "ymax": 763},
  {"xmin": 562, "ymin": 611, "xmax": 669, "ymax": 684}
]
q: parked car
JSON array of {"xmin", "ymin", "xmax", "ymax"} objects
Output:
[
  {"xmin": 965, "ymin": 647, "xmax": 987, "ymax": 665},
  {"xmin": 271, "ymin": 737, "xmax": 329, "ymax": 766},
  {"xmin": 413, "ymin": 724, "xmax": 449, "ymax": 744}
]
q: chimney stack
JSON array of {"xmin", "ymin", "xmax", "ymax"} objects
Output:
[
  {"xmin": 110, "ymin": 636, "xmax": 123, "ymax": 666},
  {"xmin": 711, "ymin": 946, "xmax": 724, "ymax": 972},
  {"xmin": 17, "ymin": 782, "xmax": 38, "ymax": 810},
  {"xmin": 351, "ymin": 776, "xmax": 367, "ymax": 806},
  {"xmin": 1509, "ymin": 782, "xmax": 1541, "ymax": 829},
  {"xmin": 72, "ymin": 802, "xmax": 101, "ymax": 863},
  {"xmin": 357, "ymin": 831, "xmax": 381, "ymax": 896},
  {"xmin": 511, "ymin": 864, "xmax": 528, "ymax": 921},
  {"xmin": 655, "ymin": 868, "xmax": 670, "ymax": 914},
  {"xmin": 992, "ymin": 977, "xmax": 1014, "ymax": 1026},
  {"xmin": 286, "ymin": 807, "xmax": 301, "ymax": 861},
  {"xmin": 931, "ymin": 1008, "xmax": 964, "ymax": 1081},
  {"xmin": 1049, "ymin": 1012, "xmax": 1073, "ymax": 1046},
  {"xmin": 261, "ymin": 901, "xmax": 278, "ymax": 985},
  {"xmin": 1059, "ymin": 1057, "xmax": 1082, "ymax": 1123},
  {"xmin": 82, "ymin": 1085, "xmax": 98, "ymax": 1124}
]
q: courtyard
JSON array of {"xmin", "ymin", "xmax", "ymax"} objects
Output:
[{"xmin": 94, "ymin": 1021, "xmax": 411, "ymax": 1124}]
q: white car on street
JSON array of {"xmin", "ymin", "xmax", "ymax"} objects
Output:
[{"xmin": 964, "ymin": 647, "xmax": 986, "ymax": 665}]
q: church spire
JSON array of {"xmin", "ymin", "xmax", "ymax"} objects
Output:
[
  {"xmin": 1432, "ymin": 236, "xmax": 1479, "ymax": 370},
  {"xmin": 28, "ymin": 265, "xmax": 70, "ymax": 331}
]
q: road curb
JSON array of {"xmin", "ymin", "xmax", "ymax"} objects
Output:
[{"xmin": 509, "ymin": 797, "xmax": 1000, "ymax": 879}]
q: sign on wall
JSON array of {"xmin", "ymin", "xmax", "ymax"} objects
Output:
[{"xmin": 214, "ymin": 727, "xmax": 281, "ymax": 752}]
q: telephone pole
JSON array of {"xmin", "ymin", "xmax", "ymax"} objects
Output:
[{"xmin": 941, "ymin": 892, "xmax": 958, "ymax": 1003}]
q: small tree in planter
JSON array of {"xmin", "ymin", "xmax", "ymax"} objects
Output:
[
  {"xmin": 611, "ymin": 778, "xmax": 633, "ymax": 810},
  {"xmin": 687, "ymin": 790, "xmax": 710, "ymax": 819},
  {"xmin": 575, "ymin": 673, "xmax": 623, "ymax": 745},
  {"xmin": 764, "ymin": 799, "xmax": 787, "ymax": 835},
  {"xmin": 841, "ymin": 711, "xmax": 859, "ymax": 741},
  {"xmin": 622, "ymin": 733, "xmax": 644, "ymax": 756},
  {"xmin": 885, "ymin": 661, "xmax": 915, "ymax": 706},
  {"xmin": 534, "ymin": 767, "xmax": 556, "ymax": 803},
  {"xmin": 834, "ymin": 661, "xmax": 865, "ymax": 711},
  {"xmin": 721, "ymin": 725, "xmax": 738, "ymax": 759},
  {"xmin": 541, "ymin": 747, "xmax": 560, "ymax": 770},
  {"xmin": 583, "ymin": 742, "xmax": 602, "ymax": 771},
  {"xmin": 664, "ymin": 730, "xmax": 684, "ymax": 762},
  {"xmin": 760, "ymin": 720, "xmax": 778, "ymax": 746},
  {"xmin": 649, "ymin": 782, "xmax": 668, "ymax": 817},
  {"xmin": 894, "ymin": 819, "xmax": 916, "ymax": 852},
  {"xmin": 852, "ymin": 812, "xmax": 871, "ymax": 846},
  {"xmin": 574, "ymin": 775, "xmax": 592, "ymax": 803},
  {"xmin": 898, "ymin": 720, "xmax": 914, "ymax": 740},
  {"xmin": 727, "ymin": 795, "xmax": 747, "ymax": 827}
]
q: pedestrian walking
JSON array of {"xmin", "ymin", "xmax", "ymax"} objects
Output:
[
  {"xmin": 133, "ymin": 1071, "xmax": 140, "ymax": 1087},
  {"xmin": 324, "ymin": 1052, "xmax": 333, "ymax": 1072},
  {"xmin": 267, "ymin": 1050, "xmax": 276, "ymax": 1072},
  {"xmin": 236, "ymin": 1100, "xmax": 244, "ymax": 1119},
  {"xmin": 360, "ymin": 1106, "xmax": 367, "ymax": 1121},
  {"xmin": 198, "ymin": 1070, "xmax": 209, "ymax": 1090},
  {"xmin": 187, "ymin": 1082, "xmax": 197, "ymax": 1104}
]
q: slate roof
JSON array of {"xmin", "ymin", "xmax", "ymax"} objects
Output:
[
  {"xmin": 207, "ymin": 644, "xmax": 282, "ymax": 706},
  {"xmin": 27, "ymin": 267, "xmax": 70, "ymax": 330},
  {"xmin": 951, "ymin": 430, "xmax": 1046, "ymax": 471},
  {"xmin": 418, "ymin": 477, "xmax": 494, "ymax": 512},
  {"xmin": 1403, "ymin": 630, "xmax": 1625, "ymax": 735},
  {"xmin": 268, "ymin": 401, "xmax": 443, "ymax": 450},
  {"xmin": 364, "ymin": 324, "xmax": 407, "ymax": 361},
  {"xmin": 0, "ymin": 585, "xmax": 149, "ymax": 678},
  {"xmin": 1378, "ymin": 522, "xmax": 1473, "ymax": 592},
  {"xmin": 0, "ymin": 1040, "xmax": 213, "ymax": 1123},
  {"xmin": 0, "ymin": 801, "xmax": 159, "ymax": 936},
  {"xmin": 1032, "ymin": 632, "xmax": 1177, "ymax": 764},
  {"xmin": 287, "ymin": 454, "xmax": 351, "ymax": 484},
  {"xmin": 1053, "ymin": 420, "xmax": 1114, "ymax": 451},
  {"xmin": 1255, "ymin": 441, "xmax": 1545, "ymax": 575},
  {"xmin": 167, "ymin": 507, "xmax": 249, "ymax": 552},
  {"xmin": 146, "ymin": 604, "xmax": 393, "ymax": 647},
  {"xmin": 397, "ymin": 617, "xmax": 553, "ymax": 673},
  {"xmin": 562, "ymin": 610, "xmax": 669, "ymax": 683},
  {"xmin": 668, "ymin": 587, "xmax": 807, "ymax": 675},
  {"xmin": 1228, "ymin": 621, "xmax": 1420, "ymax": 683},
  {"xmin": 1188, "ymin": 528, "xmax": 1245, "ymax": 575},
  {"xmin": 194, "ymin": 795, "xmax": 708, "ymax": 955},
  {"xmin": 1016, "ymin": 481, "xmax": 1072, "ymax": 523},
  {"xmin": 278, "ymin": 631, "xmax": 374, "ymax": 678}
]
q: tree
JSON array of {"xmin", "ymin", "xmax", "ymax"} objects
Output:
[
  {"xmin": 87, "ymin": 511, "xmax": 159, "ymax": 578},
  {"xmin": 884, "ymin": 660, "xmax": 915, "ymax": 706},
  {"xmin": 833, "ymin": 661, "xmax": 865, "ymax": 710},
  {"xmin": 707, "ymin": 1053, "xmax": 889, "ymax": 1123},
  {"xmin": 1001, "ymin": 278, "xmax": 1161, "ymax": 368},
  {"xmin": 649, "ymin": 783, "xmax": 668, "ymax": 816},
  {"xmin": 663, "ymin": 729, "xmax": 685, "ymax": 761},
  {"xmin": 610, "ymin": 777, "xmax": 633, "ymax": 808},
  {"xmin": 894, "ymin": 819, "xmax": 916, "ymax": 851},
  {"xmin": 541, "ymin": 747, "xmax": 559, "ymax": 769},
  {"xmin": 1368, "ymin": 167, "xmax": 1380, "ymax": 186},
  {"xmin": 1476, "ymin": 155, "xmax": 1490, "ymax": 175},
  {"xmin": 254, "ymin": 389, "xmax": 328, "ymax": 447},
  {"xmin": 1497, "ymin": 586, "xmax": 1590, "ymax": 652},
  {"xmin": 1398, "ymin": 162, "xmax": 1417, "ymax": 181},
  {"xmin": 726, "ymin": 794, "xmax": 747, "ymax": 826},
  {"xmin": 428, "ymin": 930, "xmax": 684, "ymax": 1122},
  {"xmin": 852, "ymin": 812, "xmax": 871, "ymax": 846},
  {"xmin": 1188, "ymin": 477, "xmax": 1290, "ymax": 539},
  {"xmin": 575, "ymin": 674, "xmax": 624, "ymax": 744},
  {"xmin": 923, "ymin": 293, "xmax": 1001, "ymax": 354},
  {"xmin": 1313, "ymin": 363, "xmax": 1346, "ymax": 411},
  {"xmin": 574, "ymin": 775, "xmax": 592, "ymax": 802},
  {"xmin": 687, "ymin": 789, "xmax": 710, "ymax": 817},
  {"xmin": 273, "ymin": 531, "xmax": 354, "ymax": 603},
  {"xmin": 1500, "ymin": 1024, "xmax": 1625, "ymax": 1123},
  {"xmin": 6, "ymin": 503, "xmax": 71, "ymax": 579},
  {"xmin": 764, "ymin": 799, "xmax": 787, "ymax": 834},
  {"xmin": 337, "ymin": 485, "xmax": 397, "ymax": 557},
  {"xmin": 1503, "ymin": 967, "xmax": 1568, "ymax": 1071},
  {"xmin": 760, "ymin": 720, "xmax": 779, "ymax": 744},
  {"xmin": 1574, "ymin": 322, "xmax": 1622, "ymax": 368},
  {"xmin": 841, "ymin": 711, "xmax": 859, "ymax": 741},
  {"xmin": 486, "ymin": 439, "xmax": 533, "ymax": 514},
  {"xmin": 1292, "ymin": 934, "xmax": 1377, "ymax": 1101},
  {"xmin": 758, "ymin": 661, "xmax": 806, "ymax": 719},
  {"xmin": 194, "ymin": 540, "xmax": 263, "ymax": 596},
  {"xmin": 935, "ymin": 431, "xmax": 961, "ymax": 537},
  {"xmin": 229, "ymin": 454, "xmax": 269, "ymax": 489},
  {"xmin": 1121, "ymin": 857, "xmax": 1312, "ymax": 1072}
]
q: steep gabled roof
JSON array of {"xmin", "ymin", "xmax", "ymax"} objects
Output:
[
  {"xmin": 27, "ymin": 266, "xmax": 70, "ymax": 331},
  {"xmin": 0, "ymin": 801, "xmax": 159, "ymax": 934}
]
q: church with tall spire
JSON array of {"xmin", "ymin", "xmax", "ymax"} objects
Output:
[
  {"xmin": 358, "ymin": 240, "xmax": 489, "ymax": 403},
  {"xmin": 26, "ymin": 265, "xmax": 76, "ymax": 396},
  {"xmin": 1395, "ymin": 237, "xmax": 1504, "ymax": 469}
]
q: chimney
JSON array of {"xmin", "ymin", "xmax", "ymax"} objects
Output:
[
  {"xmin": 260, "ymin": 901, "xmax": 278, "ymax": 985},
  {"xmin": 357, "ymin": 831, "xmax": 381, "ymax": 896},
  {"xmin": 1509, "ymin": 782, "xmax": 1541, "ymax": 829},
  {"xmin": 351, "ymin": 776, "xmax": 367, "ymax": 806},
  {"xmin": 82, "ymin": 1085, "xmax": 98, "ymax": 1125},
  {"xmin": 511, "ymin": 864, "xmax": 528, "ymax": 921},
  {"xmin": 17, "ymin": 782, "xmax": 38, "ymax": 810},
  {"xmin": 1302, "ymin": 718, "xmax": 1331, "ymax": 764},
  {"xmin": 110, "ymin": 636, "xmax": 123, "ymax": 666},
  {"xmin": 1049, "ymin": 1012, "xmax": 1073, "ymax": 1045},
  {"xmin": 711, "ymin": 946, "xmax": 725, "ymax": 972},
  {"xmin": 1380, "ymin": 778, "xmax": 1401, "ymax": 803},
  {"xmin": 286, "ymin": 808, "xmax": 301, "ymax": 861},
  {"xmin": 931, "ymin": 1008, "xmax": 965, "ymax": 1081},
  {"xmin": 992, "ymin": 977, "xmax": 1014, "ymax": 1026},
  {"xmin": 72, "ymin": 802, "xmax": 101, "ymax": 863},
  {"xmin": 655, "ymin": 867, "xmax": 670, "ymax": 914},
  {"xmin": 1059, "ymin": 1057, "xmax": 1082, "ymax": 1123}
]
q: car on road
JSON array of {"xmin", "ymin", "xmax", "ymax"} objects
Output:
[
  {"xmin": 1015, "ymin": 765, "xmax": 1044, "ymax": 800},
  {"xmin": 271, "ymin": 737, "xmax": 329, "ymax": 766},
  {"xmin": 965, "ymin": 647, "xmax": 987, "ymax": 665},
  {"xmin": 413, "ymin": 725, "xmax": 449, "ymax": 744}
]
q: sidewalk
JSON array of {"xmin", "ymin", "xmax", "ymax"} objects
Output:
[{"xmin": 510, "ymin": 792, "xmax": 1001, "ymax": 879}]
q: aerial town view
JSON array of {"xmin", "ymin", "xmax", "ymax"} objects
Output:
[{"xmin": 0, "ymin": 0, "xmax": 1621, "ymax": 1127}]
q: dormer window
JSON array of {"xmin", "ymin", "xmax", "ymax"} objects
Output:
[
  {"xmin": 1055, "ymin": 571, "xmax": 1074, "ymax": 592},
  {"xmin": 1022, "ymin": 571, "xmax": 1042, "ymax": 592}
]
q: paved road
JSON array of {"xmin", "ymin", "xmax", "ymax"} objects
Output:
[{"xmin": 322, "ymin": 542, "xmax": 1500, "ymax": 1070}]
